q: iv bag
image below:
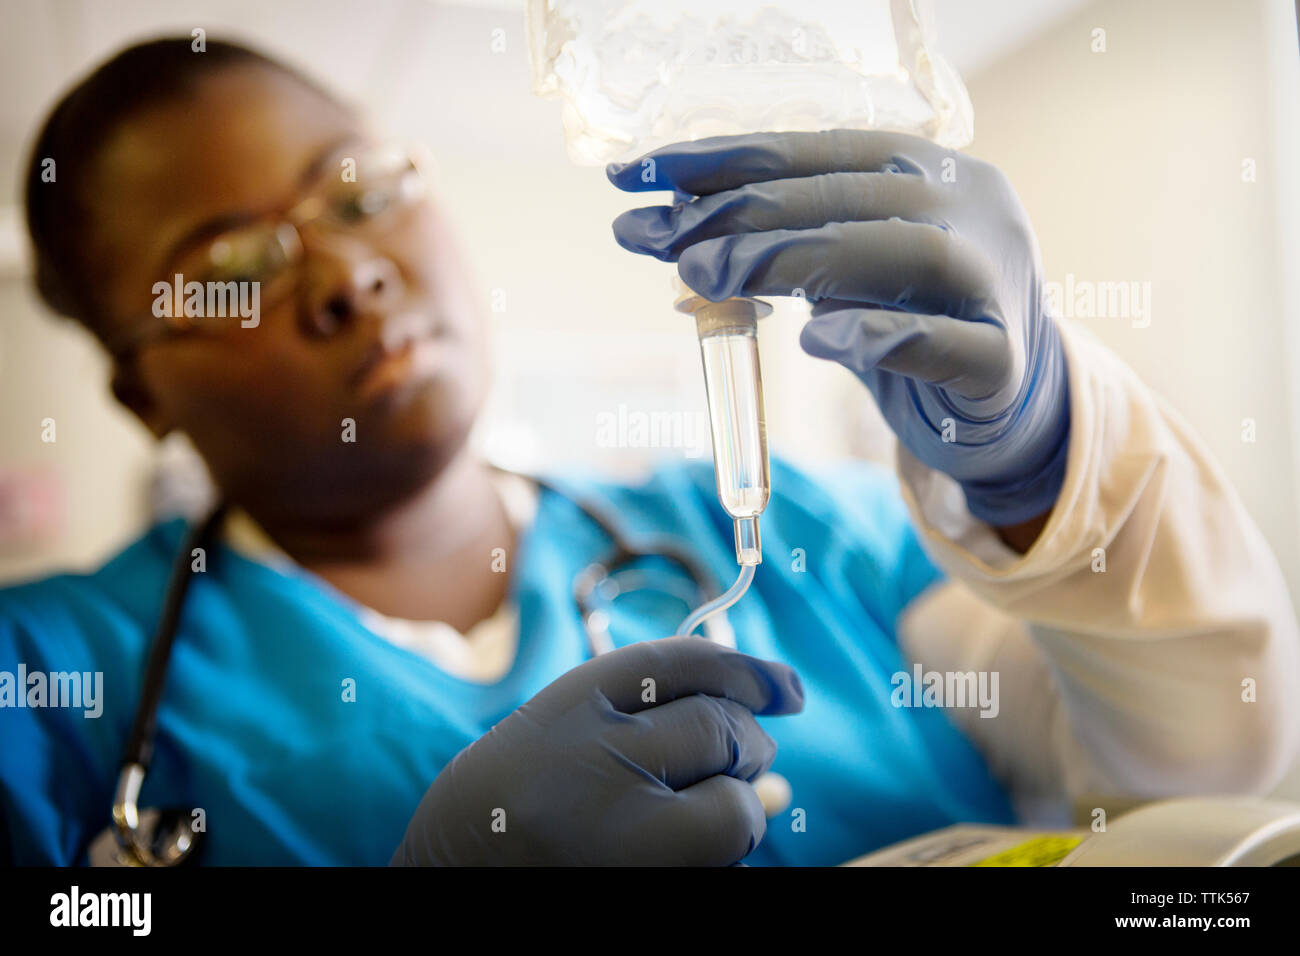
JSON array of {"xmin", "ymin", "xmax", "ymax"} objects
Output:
[{"xmin": 526, "ymin": 0, "xmax": 973, "ymax": 166}]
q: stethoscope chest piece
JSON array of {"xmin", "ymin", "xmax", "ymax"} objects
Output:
[{"xmin": 88, "ymin": 760, "xmax": 203, "ymax": 866}]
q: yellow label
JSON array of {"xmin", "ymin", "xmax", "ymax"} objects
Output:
[{"xmin": 969, "ymin": 835, "xmax": 1083, "ymax": 867}]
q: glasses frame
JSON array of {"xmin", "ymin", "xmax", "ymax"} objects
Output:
[{"xmin": 103, "ymin": 140, "xmax": 433, "ymax": 360}]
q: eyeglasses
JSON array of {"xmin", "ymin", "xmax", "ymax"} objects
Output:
[{"xmin": 104, "ymin": 141, "xmax": 431, "ymax": 359}]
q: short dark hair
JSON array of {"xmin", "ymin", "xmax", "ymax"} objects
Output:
[{"xmin": 22, "ymin": 36, "xmax": 331, "ymax": 338}]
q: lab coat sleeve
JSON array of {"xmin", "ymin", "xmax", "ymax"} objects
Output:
[{"xmin": 892, "ymin": 317, "xmax": 1300, "ymax": 823}]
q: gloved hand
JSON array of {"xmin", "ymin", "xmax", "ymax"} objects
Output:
[
  {"xmin": 607, "ymin": 130, "xmax": 1070, "ymax": 527},
  {"xmin": 391, "ymin": 636, "xmax": 803, "ymax": 866}
]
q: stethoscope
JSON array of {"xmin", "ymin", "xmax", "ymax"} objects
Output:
[
  {"xmin": 91, "ymin": 501, "xmax": 231, "ymax": 866},
  {"xmin": 90, "ymin": 475, "xmax": 741, "ymax": 866}
]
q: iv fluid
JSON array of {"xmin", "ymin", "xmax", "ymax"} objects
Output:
[
  {"xmin": 527, "ymin": 0, "xmax": 974, "ymax": 165},
  {"xmin": 680, "ymin": 284, "xmax": 771, "ymax": 567},
  {"xmin": 699, "ymin": 327, "xmax": 769, "ymax": 519}
]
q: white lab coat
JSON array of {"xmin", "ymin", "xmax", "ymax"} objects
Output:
[{"xmin": 897, "ymin": 318, "xmax": 1300, "ymax": 825}]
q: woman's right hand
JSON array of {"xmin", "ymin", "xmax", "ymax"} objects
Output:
[{"xmin": 390, "ymin": 636, "xmax": 804, "ymax": 866}]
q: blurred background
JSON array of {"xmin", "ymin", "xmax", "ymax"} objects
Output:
[{"xmin": 1, "ymin": 2, "xmax": 1297, "ymax": 605}]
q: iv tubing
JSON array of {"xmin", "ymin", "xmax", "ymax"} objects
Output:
[{"xmin": 675, "ymin": 563, "xmax": 756, "ymax": 637}]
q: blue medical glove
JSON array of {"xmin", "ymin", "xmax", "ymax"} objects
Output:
[
  {"xmin": 607, "ymin": 130, "xmax": 1070, "ymax": 527},
  {"xmin": 391, "ymin": 636, "xmax": 803, "ymax": 866}
]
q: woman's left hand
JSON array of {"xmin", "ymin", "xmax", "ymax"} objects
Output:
[{"xmin": 607, "ymin": 129, "xmax": 1070, "ymax": 528}]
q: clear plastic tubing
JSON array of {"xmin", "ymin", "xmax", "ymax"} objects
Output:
[{"xmin": 676, "ymin": 563, "xmax": 755, "ymax": 637}]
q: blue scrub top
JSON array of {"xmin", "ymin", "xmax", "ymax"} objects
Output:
[{"xmin": 0, "ymin": 458, "xmax": 1014, "ymax": 865}]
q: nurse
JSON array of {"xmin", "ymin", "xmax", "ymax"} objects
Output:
[{"xmin": 2, "ymin": 37, "xmax": 1296, "ymax": 866}]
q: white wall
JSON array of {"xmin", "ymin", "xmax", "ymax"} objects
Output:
[{"xmin": 963, "ymin": 0, "xmax": 1300, "ymax": 605}]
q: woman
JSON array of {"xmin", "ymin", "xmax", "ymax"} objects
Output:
[{"xmin": 2, "ymin": 37, "xmax": 1296, "ymax": 866}]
